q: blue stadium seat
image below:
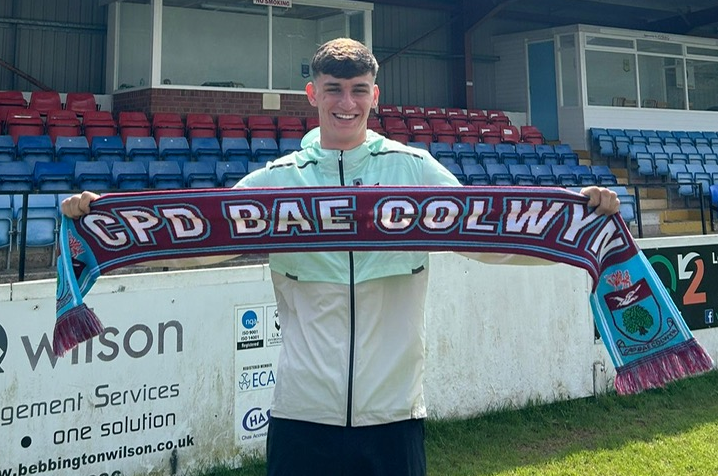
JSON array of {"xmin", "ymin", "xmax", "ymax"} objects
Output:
[
  {"xmin": 278, "ymin": 138, "xmax": 302, "ymax": 156},
  {"xmin": 608, "ymin": 186, "xmax": 636, "ymax": 224},
  {"xmin": 112, "ymin": 161, "xmax": 149, "ymax": 190},
  {"xmin": 0, "ymin": 161, "xmax": 33, "ymax": 191},
  {"xmin": 126, "ymin": 136, "xmax": 159, "ymax": 166},
  {"xmin": 452, "ymin": 142, "xmax": 478, "ymax": 162},
  {"xmin": 215, "ymin": 161, "xmax": 247, "ymax": 187},
  {"xmin": 251, "ymin": 138, "xmax": 280, "ymax": 163},
  {"xmin": 485, "ymin": 163, "xmax": 512, "ymax": 185},
  {"xmin": 17, "ymin": 135, "xmax": 54, "ymax": 169},
  {"xmin": 406, "ymin": 141, "xmax": 429, "ymax": 152},
  {"xmin": 191, "ymin": 137, "xmax": 222, "ymax": 164},
  {"xmin": 474, "ymin": 143, "xmax": 499, "ymax": 165},
  {"xmin": 158, "ymin": 137, "xmax": 191, "ymax": 163},
  {"xmin": 494, "ymin": 143, "xmax": 519, "ymax": 166},
  {"xmin": 91, "ymin": 136, "xmax": 126, "ymax": 165},
  {"xmin": 0, "ymin": 194, "xmax": 12, "ymax": 268},
  {"xmin": 221, "ymin": 137, "xmax": 251, "ymax": 166},
  {"xmin": 508, "ymin": 164, "xmax": 534, "ymax": 185},
  {"xmin": 554, "ymin": 144, "xmax": 578, "ymax": 166},
  {"xmin": 515, "ymin": 143, "xmax": 539, "ymax": 165},
  {"xmin": 74, "ymin": 161, "xmax": 112, "ymax": 190},
  {"xmin": 148, "ymin": 161, "xmax": 183, "ymax": 189},
  {"xmin": 590, "ymin": 165, "xmax": 618, "ymax": 185},
  {"xmin": 183, "ymin": 161, "xmax": 217, "ymax": 188},
  {"xmin": 571, "ymin": 165, "xmax": 596, "ymax": 185},
  {"xmin": 443, "ymin": 162, "xmax": 466, "ymax": 184},
  {"xmin": 429, "ymin": 142, "xmax": 455, "ymax": 160},
  {"xmin": 55, "ymin": 136, "xmax": 91, "ymax": 165},
  {"xmin": 551, "ymin": 164, "xmax": 578, "ymax": 186},
  {"xmin": 33, "ymin": 161, "xmax": 74, "ymax": 191},
  {"xmin": 530, "ymin": 164, "xmax": 557, "ymax": 185},
  {"xmin": 462, "ymin": 164, "xmax": 490, "ymax": 185},
  {"xmin": 0, "ymin": 135, "xmax": 16, "ymax": 162},
  {"xmin": 13, "ymin": 194, "xmax": 59, "ymax": 262},
  {"xmin": 535, "ymin": 144, "xmax": 559, "ymax": 166}
]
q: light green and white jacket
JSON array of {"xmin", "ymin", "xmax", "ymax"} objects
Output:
[{"xmin": 236, "ymin": 129, "xmax": 461, "ymax": 427}]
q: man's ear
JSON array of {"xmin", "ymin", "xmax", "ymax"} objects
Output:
[
  {"xmin": 372, "ymin": 84, "xmax": 380, "ymax": 108},
  {"xmin": 306, "ymin": 82, "xmax": 317, "ymax": 106}
]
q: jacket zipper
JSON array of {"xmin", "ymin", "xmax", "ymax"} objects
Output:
[{"xmin": 338, "ymin": 150, "xmax": 357, "ymax": 427}]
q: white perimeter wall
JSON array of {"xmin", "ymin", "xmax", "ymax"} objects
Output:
[{"xmin": 2, "ymin": 236, "xmax": 718, "ymax": 475}]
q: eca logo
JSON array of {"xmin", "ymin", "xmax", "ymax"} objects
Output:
[{"xmin": 242, "ymin": 310, "xmax": 258, "ymax": 330}]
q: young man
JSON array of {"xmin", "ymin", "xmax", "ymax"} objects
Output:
[{"xmin": 62, "ymin": 38, "xmax": 619, "ymax": 476}]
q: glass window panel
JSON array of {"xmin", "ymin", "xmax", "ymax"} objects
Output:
[
  {"xmin": 636, "ymin": 39, "xmax": 682, "ymax": 55},
  {"xmin": 117, "ymin": 1, "xmax": 152, "ymax": 90},
  {"xmin": 558, "ymin": 35, "xmax": 578, "ymax": 107},
  {"xmin": 585, "ymin": 36, "xmax": 633, "ymax": 49},
  {"xmin": 585, "ymin": 50, "xmax": 637, "ymax": 106},
  {"xmin": 687, "ymin": 46, "xmax": 718, "ymax": 58},
  {"xmin": 638, "ymin": 55, "xmax": 683, "ymax": 109},
  {"xmin": 162, "ymin": 1, "xmax": 268, "ymax": 88},
  {"xmin": 687, "ymin": 60, "xmax": 718, "ymax": 111},
  {"xmin": 272, "ymin": 5, "xmax": 361, "ymax": 91}
]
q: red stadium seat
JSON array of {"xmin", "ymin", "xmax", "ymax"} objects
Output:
[
  {"xmin": 65, "ymin": 93, "xmax": 98, "ymax": 117},
  {"xmin": 29, "ymin": 91, "xmax": 62, "ymax": 117},
  {"xmin": 46, "ymin": 110, "xmax": 81, "ymax": 143}
]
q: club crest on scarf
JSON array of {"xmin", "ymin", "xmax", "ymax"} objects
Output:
[{"xmin": 604, "ymin": 270, "xmax": 678, "ymax": 356}]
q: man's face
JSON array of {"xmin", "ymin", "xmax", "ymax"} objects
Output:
[{"xmin": 306, "ymin": 72, "xmax": 379, "ymax": 150}]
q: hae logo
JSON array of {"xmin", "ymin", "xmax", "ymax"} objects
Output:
[{"xmin": 0, "ymin": 323, "xmax": 7, "ymax": 373}]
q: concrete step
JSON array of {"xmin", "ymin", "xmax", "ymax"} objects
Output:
[{"xmin": 660, "ymin": 219, "xmax": 707, "ymax": 236}]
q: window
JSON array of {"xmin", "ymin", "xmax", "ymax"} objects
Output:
[
  {"xmin": 558, "ymin": 34, "xmax": 578, "ymax": 107},
  {"xmin": 585, "ymin": 50, "xmax": 636, "ymax": 107},
  {"xmin": 115, "ymin": 0, "xmax": 371, "ymax": 92}
]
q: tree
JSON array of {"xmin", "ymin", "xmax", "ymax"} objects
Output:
[{"xmin": 622, "ymin": 305, "xmax": 654, "ymax": 336}]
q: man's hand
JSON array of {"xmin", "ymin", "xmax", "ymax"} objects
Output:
[
  {"xmin": 580, "ymin": 186, "xmax": 620, "ymax": 216},
  {"xmin": 60, "ymin": 191, "xmax": 100, "ymax": 218}
]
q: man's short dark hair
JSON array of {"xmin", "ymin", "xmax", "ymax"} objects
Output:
[{"xmin": 311, "ymin": 38, "xmax": 379, "ymax": 79}]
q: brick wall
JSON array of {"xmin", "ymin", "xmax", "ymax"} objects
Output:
[{"xmin": 112, "ymin": 88, "xmax": 317, "ymax": 120}]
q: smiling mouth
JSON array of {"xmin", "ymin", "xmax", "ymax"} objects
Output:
[{"xmin": 334, "ymin": 113, "xmax": 358, "ymax": 120}]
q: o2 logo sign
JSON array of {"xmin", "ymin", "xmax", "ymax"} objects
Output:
[{"xmin": 648, "ymin": 251, "xmax": 706, "ymax": 306}]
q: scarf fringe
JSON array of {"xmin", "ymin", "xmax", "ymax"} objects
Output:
[
  {"xmin": 614, "ymin": 338, "xmax": 714, "ymax": 395},
  {"xmin": 53, "ymin": 304, "xmax": 105, "ymax": 357}
]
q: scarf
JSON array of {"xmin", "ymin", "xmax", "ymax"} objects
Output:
[{"xmin": 54, "ymin": 186, "xmax": 713, "ymax": 394}]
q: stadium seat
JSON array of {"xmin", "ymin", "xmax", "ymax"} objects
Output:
[
  {"xmin": 551, "ymin": 164, "xmax": 579, "ymax": 186},
  {"xmin": 590, "ymin": 165, "xmax": 618, "ymax": 185},
  {"xmin": 279, "ymin": 138, "xmax": 302, "ymax": 155},
  {"xmin": 508, "ymin": 164, "xmax": 535, "ymax": 185},
  {"xmin": 475, "ymin": 143, "xmax": 499, "ymax": 165},
  {"xmin": 443, "ymin": 162, "xmax": 466, "ymax": 184},
  {"xmin": 118, "ymin": 111, "xmax": 151, "ymax": 143},
  {"xmin": 554, "ymin": 144, "xmax": 579, "ymax": 166},
  {"xmin": 46, "ymin": 110, "xmax": 81, "ymax": 143},
  {"xmin": 515, "ymin": 143, "xmax": 540, "ymax": 165},
  {"xmin": 478, "ymin": 124, "xmax": 501, "ymax": 145},
  {"xmin": 29, "ymin": 91, "xmax": 62, "ymax": 116},
  {"xmin": 183, "ymin": 161, "xmax": 217, "ymax": 188},
  {"xmin": 186, "ymin": 113, "xmax": 217, "ymax": 139},
  {"xmin": 215, "ymin": 161, "xmax": 247, "ymax": 187},
  {"xmin": 499, "ymin": 125, "xmax": 521, "ymax": 144},
  {"xmin": 91, "ymin": 136, "xmax": 126, "ymax": 165},
  {"xmin": 377, "ymin": 105, "xmax": 401, "ymax": 118},
  {"xmin": 112, "ymin": 161, "xmax": 149, "ymax": 190},
  {"xmin": 247, "ymin": 116, "xmax": 277, "ymax": 139},
  {"xmin": 487, "ymin": 110, "xmax": 510, "ymax": 125},
  {"xmin": 13, "ymin": 194, "xmax": 59, "ymax": 263},
  {"xmin": 158, "ymin": 137, "xmax": 191, "ymax": 163},
  {"xmin": 83, "ymin": 111, "xmax": 117, "ymax": 145},
  {"xmin": 74, "ymin": 161, "xmax": 112, "ymax": 190},
  {"xmin": 126, "ymin": 136, "xmax": 159, "ymax": 165},
  {"xmin": 148, "ymin": 160, "xmax": 183, "ymax": 189},
  {"xmin": 494, "ymin": 143, "xmax": 520, "ymax": 166},
  {"xmin": 0, "ymin": 194, "xmax": 12, "ymax": 268},
  {"xmin": 535, "ymin": 144, "xmax": 559, "ymax": 166},
  {"xmin": 609, "ymin": 186, "xmax": 637, "ymax": 224},
  {"xmin": 463, "ymin": 163, "xmax": 490, "ymax": 185},
  {"xmin": 5, "ymin": 108, "xmax": 44, "ymax": 143},
  {"xmin": 152, "ymin": 112, "xmax": 185, "ymax": 140},
  {"xmin": 65, "ymin": 93, "xmax": 98, "ymax": 117},
  {"xmin": 217, "ymin": 114, "xmax": 247, "ymax": 139},
  {"xmin": 17, "ymin": 135, "xmax": 54, "ymax": 169},
  {"xmin": 0, "ymin": 161, "xmax": 33, "ymax": 191},
  {"xmin": 33, "ymin": 161, "xmax": 74, "ymax": 191},
  {"xmin": 0, "ymin": 135, "xmax": 16, "ymax": 162},
  {"xmin": 251, "ymin": 138, "xmax": 279, "ymax": 163},
  {"xmin": 191, "ymin": 137, "xmax": 222, "ymax": 163},
  {"xmin": 221, "ymin": 137, "xmax": 251, "ymax": 166},
  {"xmin": 429, "ymin": 142, "xmax": 455, "ymax": 160},
  {"xmin": 452, "ymin": 142, "xmax": 478, "ymax": 162},
  {"xmin": 55, "ymin": 136, "xmax": 91, "ymax": 165},
  {"xmin": 530, "ymin": 164, "xmax": 557, "ymax": 185},
  {"xmin": 486, "ymin": 163, "xmax": 512, "ymax": 185},
  {"xmin": 0, "ymin": 91, "xmax": 27, "ymax": 108},
  {"xmin": 276, "ymin": 116, "xmax": 305, "ymax": 139}
]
